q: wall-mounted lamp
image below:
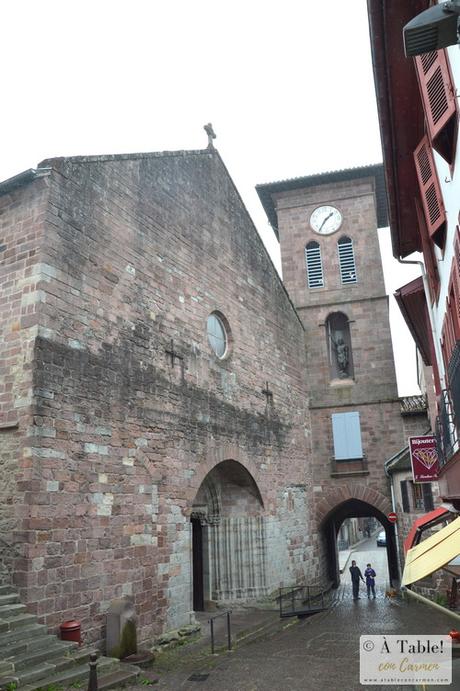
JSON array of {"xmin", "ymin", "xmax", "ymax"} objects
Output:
[{"xmin": 404, "ymin": 1, "xmax": 460, "ymax": 56}]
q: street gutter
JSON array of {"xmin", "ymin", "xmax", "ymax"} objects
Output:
[{"xmin": 403, "ymin": 587, "xmax": 460, "ymax": 624}]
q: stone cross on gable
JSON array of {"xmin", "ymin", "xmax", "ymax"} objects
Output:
[{"xmin": 204, "ymin": 123, "xmax": 216, "ymax": 149}]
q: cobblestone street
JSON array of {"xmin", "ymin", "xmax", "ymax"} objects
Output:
[{"xmin": 149, "ymin": 584, "xmax": 459, "ymax": 691}]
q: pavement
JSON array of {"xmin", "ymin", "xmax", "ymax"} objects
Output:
[
  {"xmin": 123, "ymin": 537, "xmax": 459, "ymax": 691},
  {"xmin": 139, "ymin": 583, "xmax": 459, "ymax": 691},
  {"xmin": 339, "ymin": 532, "xmax": 388, "ymax": 576}
]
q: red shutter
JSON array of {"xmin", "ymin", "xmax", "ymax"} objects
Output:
[
  {"xmin": 441, "ymin": 326, "xmax": 449, "ymax": 374},
  {"xmin": 449, "ymin": 272, "xmax": 460, "ymax": 339},
  {"xmin": 455, "ymin": 226, "xmax": 460, "ymax": 277},
  {"xmin": 454, "ymin": 227, "xmax": 460, "ymax": 328},
  {"xmin": 414, "ymin": 136, "xmax": 446, "ymax": 247},
  {"xmin": 415, "ymin": 50, "xmax": 457, "ymax": 141},
  {"xmin": 447, "ymin": 302, "xmax": 456, "ymax": 356},
  {"xmin": 415, "ymin": 198, "xmax": 440, "ymax": 303}
]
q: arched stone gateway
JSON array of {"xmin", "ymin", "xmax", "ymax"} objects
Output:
[
  {"xmin": 319, "ymin": 487, "xmax": 399, "ymax": 588},
  {"xmin": 190, "ymin": 460, "xmax": 268, "ymax": 610}
]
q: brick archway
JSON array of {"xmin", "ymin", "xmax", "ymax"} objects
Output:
[
  {"xmin": 318, "ymin": 485, "xmax": 398, "ymax": 588},
  {"xmin": 316, "ymin": 483, "xmax": 392, "ymax": 526}
]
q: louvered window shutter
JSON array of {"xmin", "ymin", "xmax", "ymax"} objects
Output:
[
  {"xmin": 337, "ymin": 237, "xmax": 357, "ymax": 284},
  {"xmin": 415, "ymin": 50, "xmax": 457, "ymax": 147},
  {"xmin": 422, "ymin": 483, "xmax": 434, "ymax": 512},
  {"xmin": 454, "ymin": 229, "xmax": 460, "ymax": 331},
  {"xmin": 305, "ymin": 241, "xmax": 324, "ymax": 288},
  {"xmin": 448, "ymin": 277, "xmax": 460, "ymax": 340},
  {"xmin": 415, "ymin": 198, "xmax": 440, "ymax": 303},
  {"xmin": 332, "ymin": 411, "xmax": 363, "ymax": 460},
  {"xmin": 441, "ymin": 324, "xmax": 449, "ymax": 373},
  {"xmin": 400, "ymin": 481, "xmax": 410, "ymax": 513},
  {"xmin": 447, "ymin": 301, "xmax": 456, "ymax": 356},
  {"xmin": 414, "ymin": 136, "xmax": 446, "ymax": 248}
]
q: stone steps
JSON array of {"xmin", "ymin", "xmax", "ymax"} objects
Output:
[
  {"xmin": 0, "ymin": 602, "xmax": 27, "ymax": 617},
  {"xmin": 0, "ymin": 587, "xmax": 140, "ymax": 690},
  {"xmin": 2, "ymin": 655, "xmax": 112, "ymax": 688}
]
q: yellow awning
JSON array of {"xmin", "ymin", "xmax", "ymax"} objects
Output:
[{"xmin": 402, "ymin": 516, "xmax": 460, "ymax": 586}]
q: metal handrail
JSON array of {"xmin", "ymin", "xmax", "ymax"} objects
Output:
[
  {"xmin": 278, "ymin": 582, "xmax": 334, "ymax": 618},
  {"xmin": 208, "ymin": 609, "xmax": 232, "ymax": 654}
]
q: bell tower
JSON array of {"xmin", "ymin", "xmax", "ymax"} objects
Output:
[{"xmin": 257, "ymin": 165, "xmax": 403, "ymax": 585}]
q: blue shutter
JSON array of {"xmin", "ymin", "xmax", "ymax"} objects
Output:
[
  {"xmin": 345, "ymin": 411, "xmax": 363, "ymax": 458},
  {"xmin": 332, "ymin": 412, "xmax": 363, "ymax": 460},
  {"xmin": 332, "ymin": 413, "xmax": 348, "ymax": 460}
]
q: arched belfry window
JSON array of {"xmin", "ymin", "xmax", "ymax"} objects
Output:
[
  {"xmin": 305, "ymin": 241, "xmax": 324, "ymax": 288},
  {"xmin": 337, "ymin": 236, "xmax": 357, "ymax": 285},
  {"xmin": 326, "ymin": 312, "xmax": 354, "ymax": 380}
]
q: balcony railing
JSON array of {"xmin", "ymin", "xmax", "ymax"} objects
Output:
[
  {"xmin": 330, "ymin": 457, "xmax": 368, "ymax": 477},
  {"xmin": 435, "ymin": 388, "xmax": 459, "ymax": 469},
  {"xmin": 448, "ymin": 341, "xmax": 460, "ymax": 425}
]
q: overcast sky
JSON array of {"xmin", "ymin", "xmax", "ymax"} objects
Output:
[{"xmin": 2, "ymin": 0, "xmax": 422, "ymax": 395}]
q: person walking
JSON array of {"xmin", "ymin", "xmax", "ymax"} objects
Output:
[
  {"xmin": 364, "ymin": 563, "xmax": 377, "ymax": 598},
  {"xmin": 349, "ymin": 560, "xmax": 364, "ymax": 600}
]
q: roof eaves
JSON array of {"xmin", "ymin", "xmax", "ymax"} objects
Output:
[
  {"xmin": 384, "ymin": 445, "xmax": 411, "ymax": 474},
  {"xmin": 38, "ymin": 148, "xmax": 211, "ymax": 169},
  {"xmin": 256, "ymin": 163, "xmax": 388, "ymax": 239},
  {"xmin": 0, "ymin": 167, "xmax": 51, "ymax": 198}
]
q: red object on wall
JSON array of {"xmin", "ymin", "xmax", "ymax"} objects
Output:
[
  {"xmin": 409, "ymin": 435, "xmax": 440, "ymax": 483},
  {"xmin": 60, "ymin": 620, "xmax": 81, "ymax": 645},
  {"xmin": 388, "ymin": 512, "xmax": 397, "ymax": 524},
  {"xmin": 403, "ymin": 507, "xmax": 449, "ymax": 554}
]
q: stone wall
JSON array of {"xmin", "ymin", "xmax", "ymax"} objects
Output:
[
  {"xmin": 8, "ymin": 150, "xmax": 317, "ymax": 645},
  {"xmin": 0, "ymin": 176, "xmax": 49, "ymax": 582}
]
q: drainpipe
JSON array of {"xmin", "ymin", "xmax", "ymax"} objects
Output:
[
  {"xmin": 385, "ymin": 461, "xmax": 402, "ymax": 582},
  {"xmin": 396, "ymin": 257, "xmax": 445, "ymax": 389}
]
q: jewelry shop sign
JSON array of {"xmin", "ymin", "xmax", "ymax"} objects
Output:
[
  {"xmin": 360, "ymin": 635, "xmax": 451, "ymax": 685},
  {"xmin": 409, "ymin": 435, "xmax": 439, "ymax": 483}
]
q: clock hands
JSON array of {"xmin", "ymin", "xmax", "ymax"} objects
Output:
[{"xmin": 318, "ymin": 211, "xmax": 333, "ymax": 232}]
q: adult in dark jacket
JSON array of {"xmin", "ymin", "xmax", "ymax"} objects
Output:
[{"xmin": 349, "ymin": 560, "xmax": 364, "ymax": 599}]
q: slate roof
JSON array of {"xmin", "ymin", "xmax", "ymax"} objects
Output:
[{"xmin": 256, "ymin": 163, "xmax": 388, "ymax": 240}]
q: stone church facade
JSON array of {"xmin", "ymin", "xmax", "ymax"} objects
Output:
[
  {"xmin": 1, "ymin": 146, "xmax": 415, "ymax": 647},
  {"xmin": 0, "ymin": 149, "xmax": 317, "ymax": 645}
]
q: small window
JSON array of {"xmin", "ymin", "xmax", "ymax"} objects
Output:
[
  {"xmin": 411, "ymin": 481, "xmax": 424, "ymax": 511},
  {"xmin": 207, "ymin": 313, "xmax": 228, "ymax": 358},
  {"xmin": 422, "ymin": 483, "xmax": 434, "ymax": 511},
  {"xmin": 337, "ymin": 236, "xmax": 357, "ymax": 284},
  {"xmin": 400, "ymin": 480, "xmax": 410, "ymax": 513},
  {"xmin": 331, "ymin": 411, "xmax": 363, "ymax": 460},
  {"xmin": 305, "ymin": 241, "xmax": 324, "ymax": 288}
]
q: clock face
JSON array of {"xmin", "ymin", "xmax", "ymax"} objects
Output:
[{"xmin": 310, "ymin": 205, "xmax": 342, "ymax": 235}]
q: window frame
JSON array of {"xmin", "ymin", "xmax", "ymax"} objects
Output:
[
  {"xmin": 206, "ymin": 312, "xmax": 229, "ymax": 360},
  {"xmin": 337, "ymin": 235, "xmax": 358, "ymax": 285},
  {"xmin": 331, "ymin": 411, "xmax": 363, "ymax": 461},
  {"xmin": 305, "ymin": 240, "xmax": 324, "ymax": 289}
]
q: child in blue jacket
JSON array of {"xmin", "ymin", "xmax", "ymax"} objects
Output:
[{"xmin": 364, "ymin": 563, "xmax": 376, "ymax": 598}]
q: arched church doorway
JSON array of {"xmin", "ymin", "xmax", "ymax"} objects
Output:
[
  {"xmin": 321, "ymin": 498, "xmax": 399, "ymax": 588},
  {"xmin": 190, "ymin": 459, "xmax": 266, "ymax": 611}
]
